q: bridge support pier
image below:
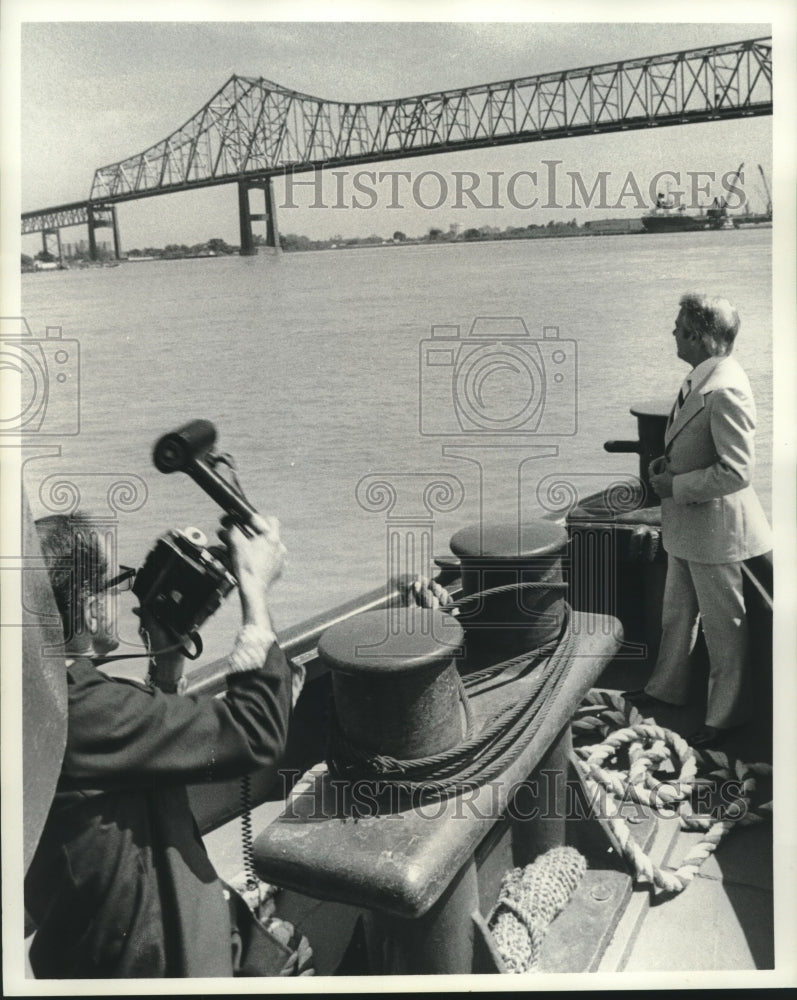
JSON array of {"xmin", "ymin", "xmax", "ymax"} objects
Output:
[
  {"xmin": 109, "ymin": 208, "xmax": 121, "ymax": 261},
  {"xmin": 88, "ymin": 208, "xmax": 97, "ymax": 261},
  {"xmin": 238, "ymin": 177, "xmax": 280, "ymax": 256},
  {"xmin": 87, "ymin": 205, "xmax": 121, "ymax": 262},
  {"xmin": 41, "ymin": 229, "xmax": 63, "ymax": 267}
]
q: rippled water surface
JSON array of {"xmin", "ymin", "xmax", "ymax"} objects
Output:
[{"xmin": 20, "ymin": 229, "xmax": 772, "ymax": 662}]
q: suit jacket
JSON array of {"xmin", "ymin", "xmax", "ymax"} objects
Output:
[
  {"xmin": 661, "ymin": 354, "xmax": 771, "ymax": 564},
  {"xmin": 25, "ymin": 644, "xmax": 292, "ymax": 978}
]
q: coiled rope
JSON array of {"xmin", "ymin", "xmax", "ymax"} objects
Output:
[
  {"xmin": 570, "ymin": 689, "xmax": 772, "ymax": 895},
  {"xmin": 485, "ymin": 694, "xmax": 773, "ymax": 970},
  {"xmin": 488, "ymin": 846, "xmax": 587, "ymax": 973},
  {"xmin": 326, "ymin": 590, "xmax": 573, "ymax": 800}
]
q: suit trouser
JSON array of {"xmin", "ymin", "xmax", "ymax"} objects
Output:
[{"xmin": 644, "ymin": 554, "xmax": 751, "ymax": 729}]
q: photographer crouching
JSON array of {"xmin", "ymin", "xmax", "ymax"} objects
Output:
[{"xmin": 24, "ymin": 498, "xmax": 300, "ymax": 978}]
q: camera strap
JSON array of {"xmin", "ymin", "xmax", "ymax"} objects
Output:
[
  {"xmin": 90, "ymin": 651, "xmax": 153, "ymax": 664},
  {"xmin": 178, "ymin": 630, "xmax": 204, "ymax": 660},
  {"xmin": 90, "ymin": 630, "xmax": 201, "ymax": 666}
]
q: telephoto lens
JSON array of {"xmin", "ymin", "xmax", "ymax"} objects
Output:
[{"xmin": 153, "ymin": 419, "xmax": 217, "ymax": 473}]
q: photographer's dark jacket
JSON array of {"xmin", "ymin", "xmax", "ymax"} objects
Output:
[{"xmin": 24, "ymin": 644, "xmax": 292, "ymax": 979}]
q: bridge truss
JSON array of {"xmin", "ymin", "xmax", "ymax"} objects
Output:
[
  {"xmin": 21, "ymin": 202, "xmax": 120, "ymax": 259},
  {"xmin": 88, "ymin": 36, "xmax": 772, "ymax": 203},
  {"xmin": 21, "ymin": 204, "xmax": 91, "ymax": 235}
]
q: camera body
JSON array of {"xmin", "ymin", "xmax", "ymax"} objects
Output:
[
  {"xmin": 419, "ymin": 318, "xmax": 577, "ymax": 436},
  {"xmin": 133, "ymin": 527, "xmax": 237, "ymax": 640},
  {"xmin": 134, "ymin": 420, "xmax": 261, "ymax": 643}
]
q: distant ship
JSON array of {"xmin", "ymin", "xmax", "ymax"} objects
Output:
[
  {"xmin": 641, "ymin": 193, "xmax": 730, "ymax": 234},
  {"xmin": 642, "ymin": 164, "xmax": 771, "ymax": 233},
  {"xmin": 641, "ymin": 199, "xmax": 708, "ymax": 233}
]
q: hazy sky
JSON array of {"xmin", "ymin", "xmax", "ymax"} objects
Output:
[{"xmin": 14, "ymin": 14, "xmax": 777, "ymax": 252}]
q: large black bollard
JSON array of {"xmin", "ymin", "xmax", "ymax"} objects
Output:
[
  {"xmin": 318, "ymin": 607, "xmax": 477, "ymax": 972},
  {"xmin": 319, "ymin": 607, "xmax": 466, "ymax": 760},
  {"xmin": 448, "ymin": 520, "xmax": 569, "ymax": 665}
]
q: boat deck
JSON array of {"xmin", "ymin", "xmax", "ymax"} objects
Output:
[
  {"xmin": 204, "ymin": 652, "xmax": 774, "ymax": 977},
  {"xmin": 602, "ymin": 820, "xmax": 773, "ymax": 973},
  {"xmin": 588, "ymin": 654, "xmax": 773, "ymax": 975}
]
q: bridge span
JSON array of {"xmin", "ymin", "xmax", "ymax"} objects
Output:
[{"xmin": 22, "ymin": 35, "xmax": 772, "ymax": 260}]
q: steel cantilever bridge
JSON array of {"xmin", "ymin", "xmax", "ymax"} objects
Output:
[{"xmin": 22, "ymin": 35, "xmax": 772, "ymax": 260}]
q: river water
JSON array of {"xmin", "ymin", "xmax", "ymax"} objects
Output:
[{"xmin": 18, "ymin": 228, "xmax": 772, "ymax": 665}]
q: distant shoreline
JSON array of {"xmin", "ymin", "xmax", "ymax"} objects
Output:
[{"xmin": 22, "ymin": 218, "xmax": 772, "ymax": 272}]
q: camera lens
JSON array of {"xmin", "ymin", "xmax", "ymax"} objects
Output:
[
  {"xmin": 153, "ymin": 420, "xmax": 217, "ymax": 472},
  {"xmin": 153, "ymin": 438, "xmax": 187, "ymax": 471}
]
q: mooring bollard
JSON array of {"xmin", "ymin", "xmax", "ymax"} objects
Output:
[
  {"xmin": 448, "ymin": 520, "xmax": 569, "ymax": 664},
  {"xmin": 251, "ymin": 526, "xmax": 622, "ymax": 974},
  {"xmin": 319, "ymin": 606, "xmax": 466, "ymax": 759},
  {"xmin": 318, "ymin": 606, "xmax": 478, "ymax": 973},
  {"xmin": 603, "ymin": 399, "xmax": 670, "ymax": 507}
]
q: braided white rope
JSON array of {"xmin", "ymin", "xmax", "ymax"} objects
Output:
[{"xmin": 571, "ymin": 690, "xmax": 772, "ymax": 895}]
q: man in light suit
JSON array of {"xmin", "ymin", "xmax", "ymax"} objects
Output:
[{"xmin": 625, "ymin": 294, "xmax": 772, "ymax": 748}]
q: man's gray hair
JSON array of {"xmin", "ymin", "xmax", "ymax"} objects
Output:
[{"xmin": 679, "ymin": 293, "xmax": 740, "ymax": 356}]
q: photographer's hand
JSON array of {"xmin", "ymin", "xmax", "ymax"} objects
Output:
[{"xmin": 218, "ymin": 514, "xmax": 286, "ymax": 630}]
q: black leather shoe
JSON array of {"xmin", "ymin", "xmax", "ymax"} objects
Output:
[
  {"xmin": 690, "ymin": 725, "xmax": 737, "ymax": 749},
  {"xmin": 622, "ymin": 688, "xmax": 661, "ymax": 709}
]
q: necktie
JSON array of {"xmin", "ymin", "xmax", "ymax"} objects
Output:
[{"xmin": 667, "ymin": 377, "xmax": 691, "ymax": 429}]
